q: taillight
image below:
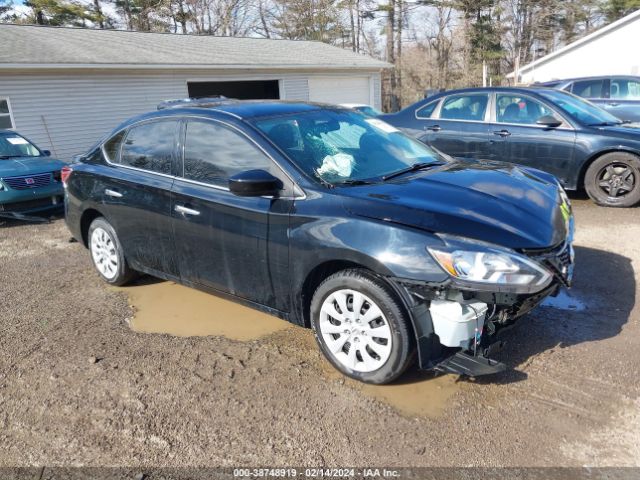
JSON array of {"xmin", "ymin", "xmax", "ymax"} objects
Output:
[{"xmin": 61, "ymin": 166, "xmax": 73, "ymax": 185}]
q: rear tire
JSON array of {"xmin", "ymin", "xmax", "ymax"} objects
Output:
[
  {"xmin": 584, "ymin": 152, "xmax": 640, "ymax": 207},
  {"xmin": 88, "ymin": 217, "xmax": 136, "ymax": 286},
  {"xmin": 310, "ymin": 269, "xmax": 414, "ymax": 384}
]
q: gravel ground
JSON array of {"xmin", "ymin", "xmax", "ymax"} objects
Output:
[{"xmin": 0, "ymin": 195, "xmax": 639, "ymax": 468}]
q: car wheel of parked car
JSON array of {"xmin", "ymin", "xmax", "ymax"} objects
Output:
[
  {"xmin": 88, "ymin": 217, "xmax": 136, "ymax": 286},
  {"xmin": 310, "ymin": 269, "xmax": 414, "ymax": 384},
  {"xmin": 585, "ymin": 152, "xmax": 640, "ymax": 207}
]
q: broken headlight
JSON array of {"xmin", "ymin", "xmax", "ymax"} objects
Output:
[{"xmin": 428, "ymin": 242, "xmax": 552, "ymax": 294}]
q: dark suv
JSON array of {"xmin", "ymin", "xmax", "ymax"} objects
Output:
[{"xmin": 64, "ymin": 99, "xmax": 574, "ymax": 384}]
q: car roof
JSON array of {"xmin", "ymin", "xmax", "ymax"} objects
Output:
[
  {"xmin": 216, "ymin": 100, "xmax": 337, "ymax": 119},
  {"xmin": 158, "ymin": 99, "xmax": 345, "ymax": 120},
  {"xmin": 537, "ymin": 75, "xmax": 640, "ymax": 84},
  {"xmin": 111, "ymin": 100, "xmax": 351, "ymax": 133},
  {"xmin": 424, "ymin": 86, "xmax": 560, "ymax": 98}
]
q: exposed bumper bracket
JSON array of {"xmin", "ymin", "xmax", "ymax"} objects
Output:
[{"xmin": 435, "ymin": 352, "xmax": 506, "ymax": 377}]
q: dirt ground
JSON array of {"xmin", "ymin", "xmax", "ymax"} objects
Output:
[{"xmin": 1, "ymin": 194, "xmax": 639, "ymax": 468}]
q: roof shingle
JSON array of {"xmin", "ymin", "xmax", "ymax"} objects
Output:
[{"xmin": 0, "ymin": 24, "xmax": 389, "ymax": 70}]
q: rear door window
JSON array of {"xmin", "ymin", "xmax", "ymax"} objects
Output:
[
  {"xmin": 610, "ymin": 78, "xmax": 640, "ymax": 100},
  {"xmin": 120, "ymin": 120, "xmax": 178, "ymax": 175},
  {"xmin": 571, "ymin": 79, "xmax": 606, "ymax": 99},
  {"xmin": 182, "ymin": 119, "xmax": 280, "ymax": 189},
  {"xmin": 439, "ymin": 94, "xmax": 488, "ymax": 121}
]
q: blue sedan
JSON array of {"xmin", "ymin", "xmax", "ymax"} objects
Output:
[
  {"xmin": 0, "ymin": 130, "xmax": 66, "ymax": 216},
  {"xmin": 380, "ymin": 87, "xmax": 640, "ymax": 207}
]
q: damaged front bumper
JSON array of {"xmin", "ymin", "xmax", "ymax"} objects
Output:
[{"xmin": 389, "ymin": 240, "xmax": 573, "ymax": 377}]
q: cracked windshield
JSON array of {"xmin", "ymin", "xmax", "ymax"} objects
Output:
[{"xmin": 255, "ymin": 109, "xmax": 443, "ymax": 185}]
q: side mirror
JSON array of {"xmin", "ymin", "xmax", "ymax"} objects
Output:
[
  {"xmin": 536, "ymin": 115, "xmax": 562, "ymax": 128},
  {"xmin": 228, "ymin": 169, "xmax": 282, "ymax": 197},
  {"xmin": 43, "ymin": 150, "xmax": 51, "ymax": 156}
]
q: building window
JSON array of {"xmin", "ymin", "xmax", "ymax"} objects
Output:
[{"xmin": 0, "ymin": 98, "xmax": 15, "ymax": 129}]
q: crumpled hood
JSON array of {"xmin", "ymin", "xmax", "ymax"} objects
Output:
[
  {"xmin": 0, "ymin": 157, "xmax": 67, "ymax": 178},
  {"xmin": 340, "ymin": 160, "xmax": 568, "ymax": 249}
]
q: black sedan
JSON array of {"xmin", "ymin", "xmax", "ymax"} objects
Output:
[
  {"xmin": 64, "ymin": 99, "xmax": 573, "ymax": 383},
  {"xmin": 380, "ymin": 87, "xmax": 640, "ymax": 207}
]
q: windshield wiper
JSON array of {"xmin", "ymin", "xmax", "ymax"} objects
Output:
[{"xmin": 382, "ymin": 161, "xmax": 444, "ymax": 181}]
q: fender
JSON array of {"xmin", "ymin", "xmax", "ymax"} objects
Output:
[{"xmin": 574, "ymin": 146, "xmax": 640, "ymax": 190}]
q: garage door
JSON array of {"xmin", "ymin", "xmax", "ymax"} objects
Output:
[
  {"xmin": 308, "ymin": 76, "xmax": 371, "ymax": 105},
  {"xmin": 188, "ymin": 80, "xmax": 280, "ymax": 99}
]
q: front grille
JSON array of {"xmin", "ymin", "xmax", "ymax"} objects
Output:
[
  {"xmin": 524, "ymin": 241, "xmax": 573, "ymax": 287},
  {"xmin": 2, "ymin": 173, "xmax": 52, "ymax": 190},
  {"xmin": 0, "ymin": 196, "xmax": 62, "ymax": 213}
]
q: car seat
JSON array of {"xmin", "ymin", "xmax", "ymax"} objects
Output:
[
  {"xmin": 501, "ymin": 103, "xmax": 521, "ymax": 123},
  {"xmin": 611, "ymin": 83, "xmax": 620, "ymax": 98}
]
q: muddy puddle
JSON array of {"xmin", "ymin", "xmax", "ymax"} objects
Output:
[
  {"xmin": 283, "ymin": 327, "xmax": 461, "ymax": 418},
  {"xmin": 118, "ymin": 279, "xmax": 460, "ymax": 418},
  {"xmin": 359, "ymin": 371, "xmax": 460, "ymax": 418},
  {"xmin": 117, "ymin": 280, "xmax": 289, "ymax": 340}
]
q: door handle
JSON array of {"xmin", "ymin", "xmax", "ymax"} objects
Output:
[
  {"xmin": 175, "ymin": 205, "xmax": 201, "ymax": 216},
  {"xmin": 104, "ymin": 189, "xmax": 123, "ymax": 198},
  {"xmin": 493, "ymin": 130, "xmax": 511, "ymax": 137},
  {"xmin": 425, "ymin": 125, "xmax": 442, "ymax": 132}
]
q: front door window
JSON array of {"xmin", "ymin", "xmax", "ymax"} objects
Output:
[
  {"xmin": 496, "ymin": 94, "xmax": 555, "ymax": 125},
  {"xmin": 610, "ymin": 78, "xmax": 640, "ymax": 100}
]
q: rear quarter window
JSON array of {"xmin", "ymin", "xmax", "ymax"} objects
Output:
[
  {"xmin": 103, "ymin": 131, "xmax": 125, "ymax": 163},
  {"xmin": 415, "ymin": 100, "xmax": 439, "ymax": 119}
]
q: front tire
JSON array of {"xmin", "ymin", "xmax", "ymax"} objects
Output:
[
  {"xmin": 88, "ymin": 217, "xmax": 136, "ymax": 286},
  {"xmin": 584, "ymin": 152, "xmax": 640, "ymax": 207},
  {"xmin": 310, "ymin": 269, "xmax": 414, "ymax": 384}
]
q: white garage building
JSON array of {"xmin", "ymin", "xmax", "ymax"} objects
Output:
[
  {"xmin": 509, "ymin": 9, "xmax": 640, "ymax": 84},
  {"xmin": 0, "ymin": 24, "xmax": 387, "ymax": 161}
]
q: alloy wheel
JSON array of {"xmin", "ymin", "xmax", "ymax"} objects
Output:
[
  {"xmin": 597, "ymin": 163, "xmax": 636, "ymax": 198},
  {"xmin": 318, "ymin": 289, "xmax": 392, "ymax": 373}
]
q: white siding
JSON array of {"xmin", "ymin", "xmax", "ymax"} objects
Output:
[
  {"xmin": 0, "ymin": 69, "xmax": 382, "ymax": 160},
  {"xmin": 1, "ymin": 71, "xmax": 185, "ymax": 160},
  {"xmin": 518, "ymin": 15, "xmax": 640, "ymax": 84},
  {"xmin": 308, "ymin": 76, "xmax": 371, "ymax": 105},
  {"xmin": 372, "ymin": 73, "xmax": 382, "ymax": 110},
  {"xmin": 281, "ymin": 76, "xmax": 309, "ymax": 101}
]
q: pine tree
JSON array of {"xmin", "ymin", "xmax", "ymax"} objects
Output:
[
  {"xmin": 602, "ymin": 0, "xmax": 640, "ymax": 21},
  {"xmin": 24, "ymin": 0, "xmax": 98, "ymax": 25}
]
